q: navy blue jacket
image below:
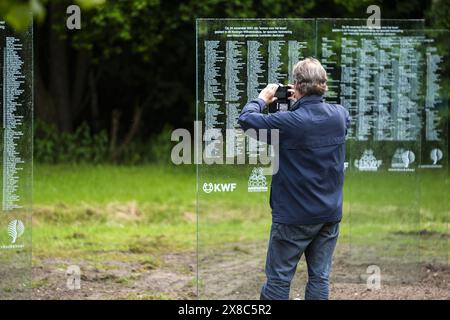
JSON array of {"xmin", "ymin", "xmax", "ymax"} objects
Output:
[{"xmin": 238, "ymin": 95, "xmax": 349, "ymax": 225}]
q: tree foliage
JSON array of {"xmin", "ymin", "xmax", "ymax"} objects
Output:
[{"xmin": 0, "ymin": 0, "xmax": 448, "ymax": 163}]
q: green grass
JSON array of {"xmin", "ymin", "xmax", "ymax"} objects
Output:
[
  {"xmin": 34, "ymin": 164, "xmax": 196, "ymax": 205},
  {"xmin": 31, "ymin": 164, "xmax": 448, "ymax": 269},
  {"xmin": 32, "ymin": 164, "xmax": 198, "ymax": 269}
]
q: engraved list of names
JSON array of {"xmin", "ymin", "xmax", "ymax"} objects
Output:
[
  {"xmin": 2, "ymin": 36, "xmax": 25, "ymax": 211},
  {"xmin": 200, "ymin": 21, "xmax": 315, "ymax": 158}
]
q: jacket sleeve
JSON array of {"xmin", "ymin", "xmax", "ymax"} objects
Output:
[{"xmin": 238, "ymin": 98, "xmax": 288, "ymax": 132}]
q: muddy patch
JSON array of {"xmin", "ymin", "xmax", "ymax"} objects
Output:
[
  {"xmin": 32, "ymin": 252, "xmax": 196, "ymax": 300},
  {"xmin": 32, "ymin": 242, "xmax": 449, "ymax": 300}
]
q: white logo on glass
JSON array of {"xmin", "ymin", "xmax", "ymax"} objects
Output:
[
  {"xmin": 430, "ymin": 148, "xmax": 443, "ymax": 165},
  {"xmin": 401, "ymin": 150, "xmax": 415, "ymax": 167},
  {"xmin": 419, "ymin": 148, "xmax": 444, "ymax": 169},
  {"xmin": 7, "ymin": 219, "xmax": 24, "ymax": 244},
  {"xmin": 390, "ymin": 149, "xmax": 415, "ymax": 171},
  {"xmin": 202, "ymin": 182, "xmax": 236, "ymax": 193},
  {"xmin": 203, "ymin": 182, "xmax": 213, "ymax": 194},
  {"xmin": 248, "ymin": 167, "xmax": 268, "ymax": 192},
  {"xmin": 354, "ymin": 150, "xmax": 382, "ymax": 171}
]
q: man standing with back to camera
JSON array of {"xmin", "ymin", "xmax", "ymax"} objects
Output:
[{"xmin": 238, "ymin": 58, "xmax": 349, "ymax": 300}]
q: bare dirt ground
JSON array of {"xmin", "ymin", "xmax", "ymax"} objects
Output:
[
  {"xmin": 32, "ymin": 253, "xmax": 197, "ymax": 300},
  {"xmin": 32, "ymin": 241, "xmax": 449, "ymax": 300}
]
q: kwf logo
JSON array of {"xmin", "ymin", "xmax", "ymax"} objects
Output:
[{"xmin": 203, "ymin": 182, "xmax": 237, "ymax": 193}]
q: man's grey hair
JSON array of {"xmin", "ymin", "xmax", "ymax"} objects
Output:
[{"xmin": 292, "ymin": 57, "xmax": 328, "ymax": 96}]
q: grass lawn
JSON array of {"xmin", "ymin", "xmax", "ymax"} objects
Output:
[
  {"xmin": 32, "ymin": 164, "xmax": 448, "ymax": 271},
  {"xmin": 6, "ymin": 163, "xmax": 442, "ymax": 299},
  {"xmin": 33, "ymin": 164, "xmax": 196, "ymax": 264}
]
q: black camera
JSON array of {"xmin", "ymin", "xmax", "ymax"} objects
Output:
[{"xmin": 269, "ymin": 84, "xmax": 293, "ymax": 113}]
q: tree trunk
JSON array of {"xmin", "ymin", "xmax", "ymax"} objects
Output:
[
  {"xmin": 35, "ymin": 19, "xmax": 57, "ymax": 124},
  {"xmin": 35, "ymin": 49, "xmax": 55, "ymax": 123},
  {"xmin": 110, "ymin": 106, "xmax": 143, "ymax": 161},
  {"xmin": 109, "ymin": 109, "xmax": 121, "ymax": 156},
  {"xmin": 49, "ymin": 3, "xmax": 72, "ymax": 132},
  {"xmin": 72, "ymin": 49, "xmax": 90, "ymax": 118},
  {"xmin": 88, "ymin": 71, "xmax": 100, "ymax": 131}
]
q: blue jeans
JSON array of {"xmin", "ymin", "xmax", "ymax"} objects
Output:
[{"xmin": 260, "ymin": 221, "xmax": 339, "ymax": 300}]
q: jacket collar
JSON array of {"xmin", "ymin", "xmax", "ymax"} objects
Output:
[{"xmin": 291, "ymin": 95, "xmax": 324, "ymax": 111}]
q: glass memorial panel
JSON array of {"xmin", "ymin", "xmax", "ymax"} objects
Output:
[
  {"xmin": 417, "ymin": 30, "xmax": 448, "ymax": 267},
  {"xmin": 197, "ymin": 18, "xmax": 448, "ymax": 299},
  {"xmin": 316, "ymin": 18, "xmax": 425, "ymax": 286},
  {"xmin": 196, "ymin": 19, "xmax": 316, "ymax": 299},
  {"xmin": 0, "ymin": 19, "xmax": 33, "ymax": 299}
]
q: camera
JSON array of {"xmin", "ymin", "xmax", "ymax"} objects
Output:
[{"xmin": 269, "ymin": 84, "xmax": 293, "ymax": 113}]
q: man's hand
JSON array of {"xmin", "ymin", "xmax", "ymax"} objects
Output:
[{"xmin": 258, "ymin": 83, "xmax": 279, "ymax": 105}]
